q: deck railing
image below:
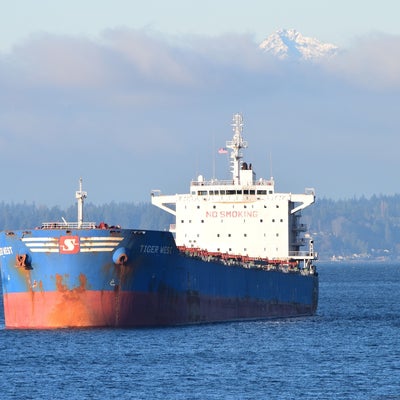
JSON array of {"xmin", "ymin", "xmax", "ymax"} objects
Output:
[
  {"xmin": 190, "ymin": 178, "xmax": 274, "ymax": 187},
  {"xmin": 40, "ymin": 222, "xmax": 97, "ymax": 229},
  {"xmin": 289, "ymin": 250, "xmax": 317, "ymax": 259}
]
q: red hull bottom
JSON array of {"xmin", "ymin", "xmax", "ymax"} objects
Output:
[{"xmin": 3, "ymin": 290, "xmax": 316, "ymax": 329}]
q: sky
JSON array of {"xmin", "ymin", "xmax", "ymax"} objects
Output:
[{"xmin": 1, "ymin": 1, "xmax": 400, "ymax": 207}]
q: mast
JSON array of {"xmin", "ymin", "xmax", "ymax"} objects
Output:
[
  {"xmin": 226, "ymin": 113, "xmax": 248, "ymax": 185},
  {"xmin": 75, "ymin": 178, "xmax": 87, "ymax": 228}
]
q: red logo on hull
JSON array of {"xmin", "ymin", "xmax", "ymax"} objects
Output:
[{"xmin": 59, "ymin": 236, "xmax": 80, "ymax": 254}]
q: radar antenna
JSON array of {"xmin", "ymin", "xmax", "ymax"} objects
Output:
[
  {"xmin": 75, "ymin": 178, "xmax": 87, "ymax": 228},
  {"xmin": 226, "ymin": 113, "xmax": 248, "ymax": 184}
]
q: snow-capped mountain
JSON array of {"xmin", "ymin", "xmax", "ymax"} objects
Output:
[{"xmin": 259, "ymin": 29, "xmax": 338, "ymax": 61}]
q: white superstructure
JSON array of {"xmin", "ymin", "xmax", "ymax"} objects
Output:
[{"xmin": 152, "ymin": 114, "xmax": 316, "ymax": 264}]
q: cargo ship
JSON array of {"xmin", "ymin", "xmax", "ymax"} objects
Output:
[{"xmin": 0, "ymin": 113, "xmax": 318, "ymax": 329}]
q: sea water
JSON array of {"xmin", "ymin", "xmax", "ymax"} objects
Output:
[{"xmin": 0, "ymin": 263, "xmax": 399, "ymax": 399}]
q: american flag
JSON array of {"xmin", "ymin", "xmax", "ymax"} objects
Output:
[{"xmin": 218, "ymin": 148, "xmax": 228, "ymax": 154}]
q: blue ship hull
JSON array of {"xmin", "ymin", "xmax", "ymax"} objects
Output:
[{"xmin": 0, "ymin": 228, "xmax": 318, "ymax": 328}]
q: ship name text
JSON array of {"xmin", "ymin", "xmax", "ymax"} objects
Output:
[
  {"xmin": 140, "ymin": 245, "xmax": 173, "ymax": 254},
  {"xmin": 0, "ymin": 246, "xmax": 13, "ymax": 256}
]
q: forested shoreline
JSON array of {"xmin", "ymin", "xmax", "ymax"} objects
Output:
[
  {"xmin": 303, "ymin": 195, "xmax": 400, "ymax": 261},
  {"xmin": 2, "ymin": 194, "xmax": 400, "ymax": 261}
]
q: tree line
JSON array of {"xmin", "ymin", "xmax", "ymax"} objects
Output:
[
  {"xmin": 2, "ymin": 194, "xmax": 400, "ymax": 261},
  {"xmin": 303, "ymin": 194, "xmax": 400, "ymax": 261},
  {"xmin": 0, "ymin": 201, "xmax": 173, "ymax": 233}
]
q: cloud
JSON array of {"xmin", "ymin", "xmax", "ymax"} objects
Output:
[
  {"xmin": 4, "ymin": 29, "xmax": 400, "ymax": 94},
  {"xmin": 6, "ymin": 33, "xmax": 113, "ymax": 89},
  {"xmin": 324, "ymin": 32, "xmax": 400, "ymax": 89},
  {"xmin": 102, "ymin": 28, "xmax": 196, "ymax": 87},
  {"xmin": 2, "ymin": 29, "xmax": 289, "ymax": 97},
  {"xmin": 1, "ymin": 29, "xmax": 400, "ymax": 206}
]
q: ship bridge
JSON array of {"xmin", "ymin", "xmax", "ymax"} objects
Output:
[{"xmin": 151, "ymin": 113, "xmax": 316, "ymax": 264}]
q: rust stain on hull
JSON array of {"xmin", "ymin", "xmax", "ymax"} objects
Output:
[
  {"xmin": 3, "ymin": 290, "xmax": 316, "ymax": 329},
  {"xmin": 48, "ymin": 273, "xmax": 93, "ymax": 327}
]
